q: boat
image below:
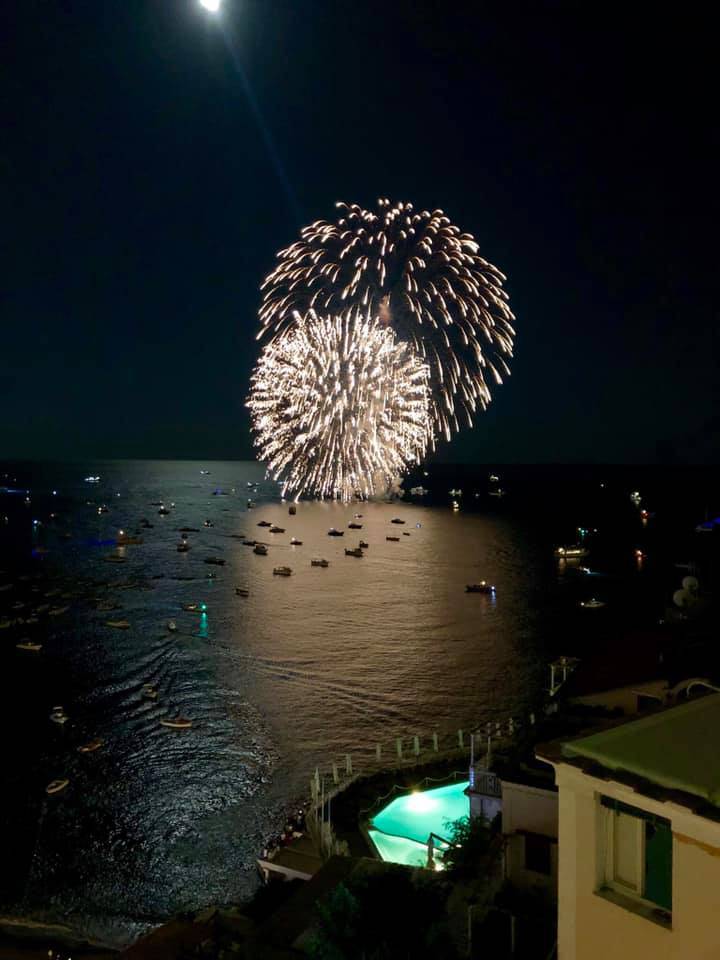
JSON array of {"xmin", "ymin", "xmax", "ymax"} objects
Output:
[
  {"xmin": 142, "ymin": 684, "xmax": 158, "ymax": 699},
  {"xmin": 288, "ymin": 505, "xmax": 297, "ymax": 515},
  {"xmin": 46, "ymin": 779, "xmax": 69, "ymax": 795},
  {"xmin": 16, "ymin": 641, "xmax": 42, "ymax": 652},
  {"xmin": 402, "ymin": 532, "xmax": 410, "ymax": 536},
  {"xmin": 182, "ymin": 603, "xmax": 200, "ymax": 612},
  {"xmin": 247, "ymin": 499, "xmax": 255, "ymax": 509},
  {"xmin": 311, "ymin": 559, "xmax": 329, "ymax": 567},
  {"xmin": 354, "ymin": 514, "xmax": 363, "ymax": 519},
  {"xmin": 554, "ymin": 545, "xmax": 589, "ymax": 559},
  {"xmin": 489, "ymin": 489, "xmax": 506, "ymax": 498},
  {"xmin": 50, "ymin": 709, "xmax": 68, "ymax": 725},
  {"xmin": 254, "ymin": 543, "xmax": 268, "ymax": 555},
  {"xmin": 84, "ymin": 476, "xmax": 101, "ymax": 483},
  {"xmin": 327, "ymin": 528, "xmax": 344, "ymax": 537},
  {"xmin": 160, "ymin": 717, "xmax": 193, "ymax": 729},
  {"xmin": 466, "ymin": 582, "xmax": 495, "ymax": 594},
  {"xmin": 359, "ymin": 540, "xmax": 369, "ymax": 549},
  {"xmin": 386, "ymin": 536, "xmax": 400, "ymax": 542},
  {"xmin": 348, "ymin": 522, "xmax": 362, "ymax": 529},
  {"xmin": 97, "ymin": 505, "xmax": 109, "ymax": 514},
  {"xmin": 177, "ymin": 542, "xmax": 190, "ymax": 552},
  {"xmin": 345, "ymin": 548, "xmax": 363, "ymax": 558},
  {"xmin": 273, "ymin": 566, "xmax": 292, "ymax": 576},
  {"xmin": 200, "ymin": 469, "xmax": 210, "ymax": 475},
  {"xmin": 390, "ymin": 518, "xmax": 405, "ymax": 524},
  {"xmin": 158, "ymin": 506, "xmax": 170, "ymax": 515},
  {"xmin": 269, "ymin": 525, "xmax": 285, "ymax": 534},
  {"xmin": 116, "ymin": 533, "xmax": 143, "ymax": 545},
  {"xmin": 235, "ymin": 587, "xmax": 250, "ymax": 597},
  {"xmin": 204, "ymin": 557, "xmax": 226, "ymax": 566},
  {"xmin": 167, "ymin": 620, "xmax": 178, "ymax": 632},
  {"xmin": 290, "ymin": 537, "xmax": 303, "ymax": 546},
  {"xmin": 580, "ymin": 598, "xmax": 606, "ymax": 609},
  {"xmin": 106, "ymin": 620, "xmax": 130, "ymax": 629},
  {"xmin": 78, "ymin": 738, "xmax": 104, "ymax": 753},
  {"xmin": 257, "ymin": 521, "xmax": 272, "ymax": 527},
  {"xmin": 203, "ymin": 520, "xmax": 214, "ymax": 528},
  {"xmin": 489, "ymin": 474, "xmax": 500, "ymax": 483}
]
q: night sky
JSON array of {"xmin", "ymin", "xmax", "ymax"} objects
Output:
[{"xmin": 3, "ymin": 1, "xmax": 718, "ymax": 464}]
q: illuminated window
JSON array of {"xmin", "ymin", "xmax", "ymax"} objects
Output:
[{"xmin": 598, "ymin": 796, "xmax": 672, "ymax": 914}]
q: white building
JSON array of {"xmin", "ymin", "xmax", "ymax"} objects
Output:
[{"xmin": 538, "ymin": 693, "xmax": 720, "ymax": 960}]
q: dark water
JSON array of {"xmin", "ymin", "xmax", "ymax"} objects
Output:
[{"xmin": 0, "ymin": 460, "xmax": 717, "ymax": 945}]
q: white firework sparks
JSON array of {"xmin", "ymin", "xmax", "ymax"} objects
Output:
[
  {"xmin": 258, "ymin": 199, "xmax": 515, "ymax": 441},
  {"xmin": 247, "ymin": 310, "xmax": 432, "ymax": 502}
]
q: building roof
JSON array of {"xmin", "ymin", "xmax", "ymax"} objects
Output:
[{"xmin": 560, "ymin": 693, "xmax": 720, "ymax": 807}]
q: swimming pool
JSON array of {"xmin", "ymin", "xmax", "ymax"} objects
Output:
[{"xmin": 368, "ymin": 780, "xmax": 470, "ymax": 867}]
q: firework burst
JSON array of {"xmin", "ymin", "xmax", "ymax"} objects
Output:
[
  {"xmin": 247, "ymin": 309, "xmax": 432, "ymax": 501},
  {"xmin": 259, "ymin": 199, "xmax": 515, "ymax": 440}
]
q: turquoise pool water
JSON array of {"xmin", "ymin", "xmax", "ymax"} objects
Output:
[{"xmin": 368, "ymin": 780, "xmax": 470, "ymax": 867}]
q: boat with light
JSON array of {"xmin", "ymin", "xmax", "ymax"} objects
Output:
[
  {"xmin": 554, "ymin": 545, "xmax": 589, "ymax": 558},
  {"xmin": 254, "ymin": 543, "xmax": 268, "ymax": 555},
  {"xmin": 466, "ymin": 582, "xmax": 495, "ymax": 594},
  {"xmin": 311, "ymin": 558, "xmax": 329, "ymax": 567},
  {"xmin": 273, "ymin": 566, "xmax": 292, "ymax": 576}
]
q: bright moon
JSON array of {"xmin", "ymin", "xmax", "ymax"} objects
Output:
[{"xmin": 199, "ymin": 0, "xmax": 220, "ymax": 11}]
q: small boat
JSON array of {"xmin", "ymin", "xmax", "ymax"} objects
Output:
[
  {"xmin": 160, "ymin": 717, "xmax": 193, "ymax": 729},
  {"xmin": 386, "ymin": 536, "xmax": 400, "ymax": 542},
  {"xmin": 158, "ymin": 506, "xmax": 170, "ymax": 515},
  {"xmin": 402, "ymin": 532, "xmax": 410, "ymax": 536},
  {"xmin": 257, "ymin": 520, "xmax": 272, "ymax": 527},
  {"xmin": 247, "ymin": 499, "xmax": 255, "ymax": 509},
  {"xmin": 254, "ymin": 543, "xmax": 268, "ymax": 555},
  {"xmin": 269, "ymin": 525, "xmax": 285, "ymax": 534},
  {"xmin": 243, "ymin": 539, "xmax": 257, "ymax": 547},
  {"xmin": 327, "ymin": 528, "xmax": 344, "ymax": 537},
  {"xmin": 200, "ymin": 469, "xmax": 211, "ymax": 475},
  {"xmin": 273, "ymin": 566, "xmax": 292, "ymax": 576},
  {"xmin": 106, "ymin": 619, "xmax": 130, "ymax": 629},
  {"xmin": 466, "ymin": 582, "xmax": 495, "ymax": 594},
  {"xmin": 177, "ymin": 542, "xmax": 190, "ymax": 552},
  {"xmin": 203, "ymin": 520, "xmax": 214, "ymax": 528},
  {"xmin": 182, "ymin": 603, "xmax": 199, "ymax": 612},
  {"xmin": 46, "ymin": 779, "xmax": 69, "ymax": 795},
  {"xmin": 390, "ymin": 518, "xmax": 405, "ymax": 525},
  {"xmin": 554, "ymin": 545, "xmax": 589, "ymax": 559},
  {"xmin": 142, "ymin": 684, "xmax": 158, "ymax": 699},
  {"xmin": 204, "ymin": 557, "xmax": 226, "ymax": 566},
  {"xmin": 16, "ymin": 641, "xmax": 42, "ymax": 652},
  {"xmin": 288, "ymin": 505, "xmax": 297, "ymax": 515},
  {"xmin": 84, "ymin": 476, "xmax": 101, "ymax": 483},
  {"xmin": 97, "ymin": 505, "xmax": 109, "ymax": 514},
  {"xmin": 580, "ymin": 598, "xmax": 606, "ymax": 609},
  {"xmin": 311, "ymin": 558, "xmax": 329, "ymax": 567},
  {"xmin": 50, "ymin": 709, "xmax": 68, "ymax": 725},
  {"xmin": 354, "ymin": 514, "xmax": 363, "ymax": 519},
  {"xmin": 167, "ymin": 620, "xmax": 177, "ymax": 632},
  {"xmin": 290, "ymin": 537, "xmax": 303, "ymax": 546},
  {"xmin": 236, "ymin": 587, "xmax": 250, "ymax": 597},
  {"xmin": 345, "ymin": 548, "xmax": 363, "ymax": 558},
  {"xmin": 78, "ymin": 738, "xmax": 104, "ymax": 753},
  {"xmin": 359, "ymin": 540, "xmax": 369, "ymax": 549},
  {"xmin": 348, "ymin": 522, "xmax": 362, "ymax": 529},
  {"xmin": 116, "ymin": 534, "xmax": 143, "ymax": 545},
  {"xmin": 489, "ymin": 489, "xmax": 506, "ymax": 498}
]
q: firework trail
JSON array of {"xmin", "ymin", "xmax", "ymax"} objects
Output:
[{"xmin": 247, "ymin": 310, "xmax": 431, "ymax": 502}]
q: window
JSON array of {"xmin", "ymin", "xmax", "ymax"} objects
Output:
[
  {"xmin": 598, "ymin": 796, "xmax": 672, "ymax": 913},
  {"xmin": 524, "ymin": 832, "xmax": 552, "ymax": 875}
]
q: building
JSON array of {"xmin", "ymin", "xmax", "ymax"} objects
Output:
[{"xmin": 538, "ymin": 693, "xmax": 720, "ymax": 960}]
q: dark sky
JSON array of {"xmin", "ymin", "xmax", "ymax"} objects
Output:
[{"xmin": 3, "ymin": 0, "xmax": 718, "ymax": 463}]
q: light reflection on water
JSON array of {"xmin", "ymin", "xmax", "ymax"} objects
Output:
[{"xmin": 0, "ymin": 461, "xmax": 547, "ymax": 945}]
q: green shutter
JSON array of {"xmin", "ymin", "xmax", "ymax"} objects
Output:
[{"xmin": 644, "ymin": 820, "xmax": 672, "ymax": 911}]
